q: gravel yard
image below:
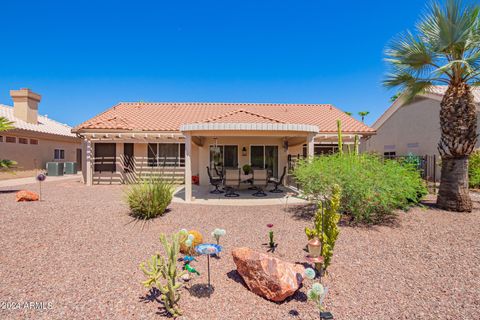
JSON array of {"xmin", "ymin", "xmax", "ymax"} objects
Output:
[{"xmin": 1, "ymin": 180, "xmax": 479, "ymax": 319}]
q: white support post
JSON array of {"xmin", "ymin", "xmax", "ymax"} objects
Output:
[
  {"xmin": 306, "ymin": 133, "xmax": 315, "ymax": 158},
  {"xmin": 185, "ymin": 134, "xmax": 192, "ymax": 202},
  {"xmin": 86, "ymin": 139, "xmax": 93, "ymax": 186}
]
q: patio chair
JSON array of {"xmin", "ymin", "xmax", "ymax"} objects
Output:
[
  {"xmin": 207, "ymin": 166, "xmax": 223, "ymax": 194},
  {"xmin": 224, "ymin": 168, "xmax": 240, "ymax": 197},
  {"xmin": 269, "ymin": 166, "xmax": 287, "ymax": 193},
  {"xmin": 214, "ymin": 165, "xmax": 224, "ymax": 180},
  {"xmin": 252, "ymin": 169, "xmax": 268, "ymax": 197}
]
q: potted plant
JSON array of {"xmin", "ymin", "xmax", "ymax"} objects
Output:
[{"xmin": 242, "ymin": 164, "xmax": 252, "ymax": 175}]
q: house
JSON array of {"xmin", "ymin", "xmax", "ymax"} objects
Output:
[
  {"xmin": 363, "ymin": 86, "xmax": 480, "ymax": 158},
  {"xmin": 73, "ymin": 102, "xmax": 375, "ymax": 201},
  {"xmin": 0, "ymin": 89, "xmax": 81, "ymax": 174}
]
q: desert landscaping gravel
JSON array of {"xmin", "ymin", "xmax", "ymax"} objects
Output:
[{"xmin": 1, "ymin": 180, "xmax": 479, "ymax": 319}]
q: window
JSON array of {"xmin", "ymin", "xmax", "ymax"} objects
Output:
[
  {"xmin": 407, "ymin": 142, "xmax": 419, "ymax": 148},
  {"xmin": 250, "ymin": 145, "xmax": 278, "ymax": 177},
  {"xmin": 30, "ymin": 139, "xmax": 39, "ymax": 145},
  {"xmin": 209, "ymin": 145, "xmax": 238, "ymax": 170},
  {"xmin": 123, "ymin": 143, "xmax": 134, "ymax": 172},
  {"xmin": 148, "ymin": 143, "xmax": 185, "ymax": 167},
  {"xmin": 19, "ymin": 138, "xmax": 28, "ymax": 144},
  {"xmin": 6, "ymin": 136, "xmax": 16, "ymax": 143},
  {"xmin": 384, "ymin": 151, "xmax": 396, "ymax": 159},
  {"xmin": 94, "ymin": 143, "xmax": 116, "ymax": 172},
  {"xmin": 0, "ymin": 135, "xmax": 3, "ymax": 142},
  {"xmin": 54, "ymin": 149, "xmax": 65, "ymax": 160}
]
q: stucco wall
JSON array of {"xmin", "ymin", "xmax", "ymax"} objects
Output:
[
  {"xmin": 365, "ymin": 98, "xmax": 480, "ymax": 156},
  {"xmin": 0, "ymin": 131, "xmax": 80, "ymax": 171}
]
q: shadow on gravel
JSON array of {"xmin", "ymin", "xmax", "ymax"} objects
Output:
[
  {"xmin": 286, "ymin": 204, "xmax": 316, "ymax": 221},
  {"xmin": 139, "ymin": 288, "xmax": 174, "ymax": 317},
  {"xmin": 124, "ymin": 208, "xmax": 173, "ymax": 230},
  {"xmin": 0, "ymin": 189, "xmax": 19, "ymax": 194},
  {"xmin": 187, "ymin": 283, "xmax": 214, "ymax": 298},
  {"xmin": 226, "ymin": 270, "xmax": 248, "ymax": 289}
]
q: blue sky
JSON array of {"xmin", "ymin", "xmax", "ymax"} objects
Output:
[{"xmin": 0, "ymin": 0, "xmax": 439, "ymax": 126}]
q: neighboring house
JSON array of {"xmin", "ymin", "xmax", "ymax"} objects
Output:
[
  {"xmin": 73, "ymin": 102, "xmax": 375, "ymax": 201},
  {"xmin": 363, "ymin": 86, "xmax": 480, "ymax": 158},
  {"xmin": 0, "ymin": 89, "xmax": 81, "ymax": 172}
]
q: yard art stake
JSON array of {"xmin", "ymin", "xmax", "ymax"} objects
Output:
[
  {"xmin": 36, "ymin": 173, "xmax": 46, "ymax": 201},
  {"xmin": 195, "ymin": 243, "xmax": 222, "ymax": 289}
]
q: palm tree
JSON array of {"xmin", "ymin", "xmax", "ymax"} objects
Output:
[
  {"xmin": 384, "ymin": 0, "xmax": 480, "ymax": 212},
  {"xmin": 358, "ymin": 111, "xmax": 369, "ymax": 122},
  {"xmin": 344, "ymin": 111, "xmax": 353, "ymax": 116},
  {"xmin": 0, "ymin": 117, "xmax": 16, "ymax": 170}
]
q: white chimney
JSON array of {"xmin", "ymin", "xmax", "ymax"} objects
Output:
[{"xmin": 10, "ymin": 88, "xmax": 41, "ymax": 124}]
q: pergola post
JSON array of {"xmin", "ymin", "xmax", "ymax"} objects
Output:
[
  {"xmin": 184, "ymin": 133, "xmax": 192, "ymax": 202},
  {"xmin": 86, "ymin": 139, "xmax": 93, "ymax": 186},
  {"xmin": 306, "ymin": 133, "xmax": 315, "ymax": 158}
]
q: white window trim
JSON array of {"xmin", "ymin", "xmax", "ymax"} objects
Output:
[{"xmin": 54, "ymin": 149, "xmax": 65, "ymax": 160}]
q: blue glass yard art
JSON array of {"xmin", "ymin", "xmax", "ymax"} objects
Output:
[{"xmin": 195, "ymin": 244, "xmax": 222, "ymax": 288}]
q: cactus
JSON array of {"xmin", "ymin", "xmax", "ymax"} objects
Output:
[
  {"xmin": 354, "ymin": 135, "xmax": 359, "ymax": 155},
  {"xmin": 305, "ymin": 185, "xmax": 341, "ymax": 271},
  {"xmin": 337, "ymin": 119, "xmax": 343, "ymax": 155},
  {"xmin": 139, "ymin": 231, "xmax": 185, "ymax": 317},
  {"xmin": 180, "ymin": 230, "xmax": 203, "ymax": 254}
]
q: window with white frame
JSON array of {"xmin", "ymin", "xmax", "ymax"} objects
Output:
[
  {"xmin": 19, "ymin": 138, "xmax": 28, "ymax": 144},
  {"xmin": 54, "ymin": 149, "xmax": 65, "ymax": 160}
]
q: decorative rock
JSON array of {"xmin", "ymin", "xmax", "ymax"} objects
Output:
[
  {"xmin": 231, "ymin": 247, "xmax": 305, "ymax": 302},
  {"xmin": 15, "ymin": 190, "xmax": 40, "ymax": 202}
]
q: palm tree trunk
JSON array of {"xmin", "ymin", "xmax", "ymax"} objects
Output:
[
  {"xmin": 436, "ymin": 82, "xmax": 477, "ymax": 212},
  {"xmin": 437, "ymin": 157, "xmax": 472, "ymax": 212}
]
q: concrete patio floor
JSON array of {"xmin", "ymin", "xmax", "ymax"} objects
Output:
[{"xmin": 173, "ymin": 184, "xmax": 308, "ymax": 205}]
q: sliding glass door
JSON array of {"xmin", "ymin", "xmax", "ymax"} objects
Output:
[{"xmin": 250, "ymin": 145, "xmax": 278, "ymax": 177}]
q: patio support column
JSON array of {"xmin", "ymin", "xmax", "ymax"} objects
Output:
[
  {"xmin": 306, "ymin": 133, "xmax": 315, "ymax": 158},
  {"xmin": 86, "ymin": 139, "xmax": 93, "ymax": 186},
  {"xmin": 185, "ymin": 133, "xmax": 192, "ymax": 202}
]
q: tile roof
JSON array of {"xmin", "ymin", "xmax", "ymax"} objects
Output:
[
  {"xmin": 74, "ymin": 102, "xmax": 374, "ymax": 134},
  {"xmin": 0, "ymin": 104, "xmax": 77, "ymax": 138}
]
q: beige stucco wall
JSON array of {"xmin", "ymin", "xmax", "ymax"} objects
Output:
[
  {"xmin": 0, "ymin": 131, "xmax": 81, "ymax": 171},
  {"xmin": 364, "ymin": 98, "xmax": 480, "ymax": 156},
  {"xmin": 365, "ymin": 98, "xmax": 442, "ymax": 156}
]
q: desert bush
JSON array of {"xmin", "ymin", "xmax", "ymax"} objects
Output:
[
  {"xmin": 294, "ymin": 153, "xmax": 427, "ymax": 223},
  {"xmin": 469, "ymin": 150, "xmax": 480, "ymax": 188},
  {"xmin": 125, "ymin": 177, "xmax": 174, "ymax": 219}
]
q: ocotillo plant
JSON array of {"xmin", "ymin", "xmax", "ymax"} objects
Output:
[
  {"xmin": 140, "ymin": 231, "xmax": 186, "ymax": 317},
  {"xmin": 336, "ymin": 120, "xmax": 343, "ymax": 155}
]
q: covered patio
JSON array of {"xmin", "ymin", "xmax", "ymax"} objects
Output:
[
  {"xmin": 172, "ymin": 184, "xmax": 308, "ymax": 205},
  {"xmin": 180, "ymin": 121, "xmax": 320, "ymax": 202}
]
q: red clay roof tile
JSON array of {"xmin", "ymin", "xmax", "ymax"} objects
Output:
[{"xmin": 73, "ymin": 102, "xmax": 374, "ymax": 134}]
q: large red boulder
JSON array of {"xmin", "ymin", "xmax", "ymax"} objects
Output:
[
  {"xmin": 15, "ymin": 190, "xmax": 39, "ymax": 202},
  {"xmin": 231, "ymin": 247, "xmax": 305, "ymax": 302}
]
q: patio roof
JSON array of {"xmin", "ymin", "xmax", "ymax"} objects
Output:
[{"xmin": 180, "ymin": 122, "xmax": 319, "ymax": 133}]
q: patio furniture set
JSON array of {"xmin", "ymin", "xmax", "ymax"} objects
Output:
[{"xmin": 207, "ymin": 166, "xmax": 287, "ymax": 197}]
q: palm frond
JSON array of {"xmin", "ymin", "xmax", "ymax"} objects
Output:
[{"xmin": 0, "ymin": 117, "xmax": 14, "ymax": 132}]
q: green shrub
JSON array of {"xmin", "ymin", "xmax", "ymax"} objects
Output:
[
  {"xmin": 125, "ymin": 177, "xmax": 174, "ymax": 219},
  {"xmin": 469, "ymin": 150, "xmax": 480, "ymax": 188},
  {"xmin": 294, "ymin": 154, "xmax": 427, "ymax": 223}
]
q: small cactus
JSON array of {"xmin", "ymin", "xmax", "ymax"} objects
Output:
[{"xmin": 139, "ymin": 231, "xmax": 185, "ymax": 317}]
